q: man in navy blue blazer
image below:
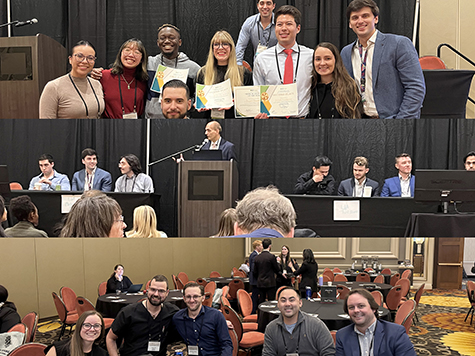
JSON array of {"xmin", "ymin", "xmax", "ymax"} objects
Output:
[
  {"xmin": 201, "ymin": 121, "xmax": 237, "ymax": 161},
  {"xmin": 71, "ymin": 148, "xmax": 112, "ymax": 192},
  {"xmin": 336, "ymin": 289, "xmax": 416, "ymax": 356},
  {"xmin": 341, "ymin": 0, "xmax": 425, "ymax": 119},
  {"xmin": 338, "ymin": 156, "xmax": 379, "ymax": 197},
  {"xmin": 381, "ymin": 153, "xmax": 415, "ymax": 197}
]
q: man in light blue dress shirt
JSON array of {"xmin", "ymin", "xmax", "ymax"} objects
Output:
[{"xmin": 29, "ymin": 153, "xmax": 70, "ymax": 191}]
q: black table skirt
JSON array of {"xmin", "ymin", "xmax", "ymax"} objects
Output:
[
  {"xmin": 341, "ymin": 273, "xmax": 391, "ymax": 285},
  {"xmin": 405, "ymin": 212, "xmax": 475, "ymax": 237}
]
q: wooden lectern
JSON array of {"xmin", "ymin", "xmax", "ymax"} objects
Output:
[
  {"xmin": 0, "ymin": 34, "xmax": 67, "ymax": 118},
  {"xmin": 178, "ymin": 160, "xmax": 238, "ymax": 237}
]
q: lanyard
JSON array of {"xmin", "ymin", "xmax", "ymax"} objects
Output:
[
  {"xmin": 256, "ymin": 15, "xmax": 272, "ymax": 46},
  {"xmin": 313, "ymin": 84, "xmax": 334, "ymax": 119},
  {"xmin": 68, "ymin": 74, "xmax": 101, "ymax": 118},
  {"xmin": 281, "ymin": 323, "xmax": 301, "ymax": 354},
  {"xmin": 86, "ymin": 171, "xmax": 93, "ymax": 190},
  {"xmin": 161, "ymin": 53, "xmax": 179, "ymax": 68},
  {"xmin": 358, "ymin": 44, "xmax": 370, "ymax": 94},
  {"xmin": 124, "ymin": 175, "xmax": 137, "ymax": 192},
  {"xmin": 184, "ymin": 314, "xmax": 204, "ymax": 347},
  {"xmin": 118, "ymin": 74, "xmax": 137, "ymax": 115},
  {"xmin": 275, "ymin": 45, "xmax": 300, "ymax": 84},
  {"xmin": 353, "ymin": 180, "xmax": 366, "ymax": 197}
]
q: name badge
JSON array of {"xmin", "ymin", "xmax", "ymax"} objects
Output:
[
  {"xmin": 147, "ymin": 341, "xmax": 160, "ymax": 352},
  {"xmin": 286, "ymin": 353, "xmax": 298, "ymax": 356},
  {"xmin": 363, "ymin": 186, "xmax": 372, "ymax": 197},
  {"xmin": 256, "ymin": 44, "xmax": 268, "ymax": 57},
  {"xmin": 123, "ymin": 112, "xmax": 138, "ymax": 119},
  {"xmin": 211, "ymin": 108, "xmax": 225, "ymax": 119},
  {"xmin": 188, "ymin": 345, "xmax": 199, "ymax": 355}
]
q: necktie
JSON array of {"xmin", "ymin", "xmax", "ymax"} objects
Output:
[{"xmin": 283, "ymin": 49, "xmax": 293, "ymax": 84}]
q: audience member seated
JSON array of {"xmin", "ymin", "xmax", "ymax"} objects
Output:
[
  {"xmin": 231, "ymin": 185, "xmax": 296, "ymax": 238},
  {"xmin": 106, "ymin": 264, "xmax": 133, "ymax": 294},
  {"xmin": 338, "ymin": 156, "xmax": 379, "ymax": 197},
  {"xmin": 0, "ymin": 285, "xmax": 21, "ymax": 333},
  {"xmin": 287, "ymin": 249, "xmax": 318, "ymax": 298},
  {"xmin": 336, "ymin": 289, "xmax": 416, "ymax": 356},
  {"xmin": 309, "ymin": 42, "xmax": 363, "ymax": 118},
  {"xmin": 0, "ymin": 196, "xmax": 7, "ymax": 237},
  {"xmin": 39, "ymin": 40, "xmax": 104, "ymax": 119},
  {"xmin": 381, "ymin": 153, "xmax": 415, "ymax": 197},
  {"xmin": 464, "ymin": 151, "xmax": 475, "ymax": 171},
  {"xmin": 294, "ymin": 155, "xmax": 335, "ymax": 195},
  {"xmin": 5, "ymin": 195, "xmax": 48, "ymax": 237},
  {"xmin": 125, "ymin": 205, "xmax": 167, "ymax": 238},
  {"xmin": 211, "ymin": 208, "xmax": 237, "ymax": 237},
  {"xmin": 60, "ymin": 195, "xmax": 126, "ymax": 237},
  {"xmin": 115, "ymin": 154, "xmax": 154, "ymax": 193},
  {"xmin": 161, "ymin": 79, "xmax": 192, "ymax": 119},
  {"xmin": 29, "ymin": 153, "xmax": 71, "ymax": 191},
  {"xmin": 72, "ymin": 148, "xmax": 112, "ymax": 192},
  {"xmin": 196, "ymin": 30, "xmax": 253, "ymax": 119},
  {"xmin": 45, "ymin": 310, "xmax": 107, "ymax": 356}
]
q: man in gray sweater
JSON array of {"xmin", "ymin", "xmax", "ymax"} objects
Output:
[{"xmin": 262, "ymin": 287, "xmax": 335, "ymax": 356}]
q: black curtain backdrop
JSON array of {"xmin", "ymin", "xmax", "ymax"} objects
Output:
[
  {"xmin": 1, "ymin": 119, "xmax": 475, "ymax": 237},
  {"xmin": 3, "ymin": 0, "xmax": 416, "ymax": 69}
]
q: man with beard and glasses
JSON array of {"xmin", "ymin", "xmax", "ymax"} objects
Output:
[
  {"xmin": 173, "ymin": 282, "xmax": 233, "ymax": 356},
  {"xmin": 106, "ymin": 275, "xmax": 180, "ymax": 356},
  {"xmin": 262, "ymin": 287, "xmax": 335, "ymax": 356}
]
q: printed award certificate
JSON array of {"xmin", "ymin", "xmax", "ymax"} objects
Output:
[{"xmin": 150, "ymin": 65, "xmax": 189, "ymax": 93}]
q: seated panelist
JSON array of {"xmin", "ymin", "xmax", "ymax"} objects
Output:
[
  {"xmin": 115, "ymin": 154, "xmax": 154, "ymax": 193},
  {"xmin": 29, "ymin": 153, "xmax": 70, "ymax": 191},
  {"xmin": 72, "ymin": 148, "xmax": 112, "ymax": 192},
  {"xmin": 338, "ymin": 156, "xmax": 379, "ymax": 197},
  {"xmin": 380, "ymin": 153, "xmax": 415, "ymax": 197},
  {"xmin": 294, "ymin": 156, "xmax": 335, "ymax": 195}
]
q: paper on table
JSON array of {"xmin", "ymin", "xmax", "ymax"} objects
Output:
[
  {"xmin": 338, "ymin": 314, "xmax": 350, "ymax": 319},
  {"xmin": 61, "ymin": 195, "xmax": 81, "ymax": 214},
  {"xmin": 333, "ymin": 200, "xmax": 360, "ymax": 221},
  {"xmin": 195, "ymin": 79, "xmax": 233, "ymax": 109},
  {"xmin": 150, "ymin": 65, "xmax": 189, "ymax": 93}
]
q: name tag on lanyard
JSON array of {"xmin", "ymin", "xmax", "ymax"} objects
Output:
[
  {"xmin": 147, "ymin": 341, "xmax": 161, "ymax": 352},
  {"xmin": 188, "ymin": 345, "xmax": 199, "ymax": 355}
]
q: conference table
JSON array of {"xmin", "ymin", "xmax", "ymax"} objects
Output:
[
  {"xmin": 258, "ymin": 299, "xmax": 390, "ymax": 332},
  {"xmin": 336, "ymin": 281, "xmax": 393, "ymax": 301},
  {"xmin": 342, "ymin": 272, "xmax": 391, "ymax": 285},
  {"xmin": 204, "ymin": 277, "xmax": 250, "ymax": 290},
  {"xmin": 96, "ymin": 290, "xmax": 185, "ymax": 318}
]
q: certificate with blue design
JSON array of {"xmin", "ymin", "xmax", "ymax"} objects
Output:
[
  {"xmin": 195, "ymin": 79, "xmax": 233, "ymax": 109},
  {"xmin": 150, "ymin": 65, "xmax": 189, "ymax": 93}
]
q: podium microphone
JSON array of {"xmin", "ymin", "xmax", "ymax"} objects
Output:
[
  {"xmin": 195, "ymin": 138, "xmax": 208, "ymax": 151},
  {"xmin": 15, "ymin": 18, "xmax": 38, "ymax": 27}
]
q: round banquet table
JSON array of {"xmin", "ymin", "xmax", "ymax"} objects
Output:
[
  {"xmin": 204, "ymin": 277, "xmax": 249, "ymax": 290},
  {"xmin": 341, "ymin": 272, "xmax": 391, "ymax": 285},
  {"xmin": 334, "ymin": 281, "xmax": 392, "ymax": 301},
  {"xmin": 96, "ymin": 290, "xmax": 185, "ymax": 318},
  {"xmin": 257, "ymin": 298, "xmax": 390, "ymax": 332}
]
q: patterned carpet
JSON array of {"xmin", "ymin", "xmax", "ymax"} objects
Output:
[{"xmin": 34, "ymin": 288, "xmax": 475, "ymax": 355}]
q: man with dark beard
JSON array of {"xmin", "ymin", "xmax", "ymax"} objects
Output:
[{"xmin": 106, "ymin": 275, "xmax": 179, "ymax": 356}]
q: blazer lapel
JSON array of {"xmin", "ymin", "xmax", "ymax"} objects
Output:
[
  {"xmin": 373, "ymin": 320, "xmax": 384, "ymax": 356},
  {"xmin": 372, "ymin": 32, "xmax": 385, "ymax": 87}
]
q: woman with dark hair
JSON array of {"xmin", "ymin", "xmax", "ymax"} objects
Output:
[
  {"xmin": 114, "ymin": 154, "xmax": 154, "ymax": 193},
  {"xmin": 59, "ymin": 195, "xmax": 126, "ymax": 237},
  {"xmin": 106, "ymin": 264, "xmax": 133, "ymax": 294},
  {"xmin": 40, "ymin": 40, "xmax": 104, "ymax": 119},
  {"xmin": 196, "ymin": 30, "xmax": 253, "ymax": 118},
  {"xmin": 308, "ymin": 42, "xmax": 363, "ymax": 119},
  {"xmin": 276, "ymin": 245, "xmax": 299, "ymax": 288},
  {"xmin": 288, "ymin": 248, "xmax": 318, "ymax": 298},
  {"xmin": 45, "ymin": 310, "xmax": 107, "ymax": 356},
  {"xmin": 100, "ymin": 38, "xmax": 148, "ymax": 118},
  {"xmin": 0, "ymin": 196, "xmax": 7, "ymax": 237}
]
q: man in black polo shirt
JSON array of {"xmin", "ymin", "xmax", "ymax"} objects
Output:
[{"xmin": 106, "ymin": 275, "xmax": 179, "ymax": 356}]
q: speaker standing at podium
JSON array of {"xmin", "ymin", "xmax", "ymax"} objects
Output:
[
  {"xmin": 201, "ymin": 121, "xmax": 237, "ymax": 161},
  {"xmin": 39, "ymin": 40, "xmax": 104, "ymax": 119}
]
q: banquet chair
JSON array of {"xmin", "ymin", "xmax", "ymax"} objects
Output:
[
  {"xmin": 209, "ymin": 271, "xmax": 221, "ymax": 277},
  {"xmin": 7, "ymin": 323, "xmax": 27, "ymax": 345},
  {"xmin": 334, "ymin": 274, "xmax": 348, "ymax": 282},
  {"xmin": 178, "ymin": 272, "xmax": 189, "ymax": 284},
  {"xmin": 390, "ymin": 273, "xmax": 400, "ymax": 286},
  {"xmin": 336, "ymin": 285, "xmax": 350, "ymax": 300},
  {"xmin": 401, "ymin": 269, "xmax": 412, "ymax": 280},
  {"xmin": 412, "ymin": 283, "xmax": 425, "ymax": 324},
  {"xmin": 395, "ymin": 299, "xmax": 416, "ymax": 334},
  {"xmin": 395, "ymin": 278, "xmax": 411, "ymax": 302},
  {"xmin": 9, "ymin": 182, "xmax": 23, "ymax": 190},
  {"xmin": 356, "ymin": 272, "xmax": 371, "ymax": 282},
  {"xmin": 323, "ymin": 270, "xmax": 334, "ymax": 282},
  {"xmin": 203, "ymin": 292, "xmax": 213, "ymax": 307},
  {"xmin": 76, "ymin": 296, "xmax": 114, "ymax": 328},
  {"xmin": 233, "ymin": 271, "xmax": 247, "ymax": 278},
  {"xmin": 196, "ymin": 278, "xmax": 208, "ymax": 287},
  {"xmin": 237, "ymin": 289, "xmax": 258, "ymax": 323},
  {"xmin": 330, "ymin": 330, "xmax": 337, "ymax": 345},
  {"xmin": 98, "ymin": 281, "xmax": 107, "ymax": 296},
  {"xmin": 204, "ymin": 281, "xmax": 216, "ymax": 297},
  {"xmin": 59, "ymin": 286, "xmax": 79, "ymax": 316},
  {"xmin": 7, "ymin": 342, "xmax": 47, "ymax": 356},
  {"xmin": 21, "ymin": 311, "xmax": 38, "ymax": 343},
  {"xmin": 228, "ymin": 279, "xmax": 245, "ymax": 300},
  {"xmin": 172, "ymin": 274, "xmax": 185, "ymax": 290},
  {"xmin": 52, "ymin": 292, "xmax": 78, "ymax": 340},
  {"xmin": 228, "ymin": 328, "xmax": 239, "ymax": 356},
  {"xmin": 364, "ymin": 268, "xmax": 373, "ymax": 272},
  {"xmin": 419, "ymin": 55, "xmax": 446, "ymax": 70},
  {"xmin": 323, "ymin": 267, "xmax": 332, "ymax": 272},
  {"xmin": 221, "ymin": 285, "xmax": 229, "ymax": 300},
  {"xmin": 383, "ymin": 286, "xmax": 403, "ymax": 321},
  {"xmin": 373, "ymin": 275, "xmax": 385, "ymax": 284},
  {"xmin": 370, "ymin": 290, "xmax": 384, "ymax": 307},
  {"xmin": 381, "ymin": 268, "xmax": 392, "ymax": 275},
  {"xmin": 144, "ymin": 280, "xmax": 151, "ymax": 291},
  {"xmin": 276, "ymin": 286, "xmax": 287, "ymax": 299},
  {"xmin": 232, "ymin": 267, "xmax": 240, "ymax": 276},
  {"xmin": 323, "ymin": 275, "xmax": 332, "ymax": 283},
  {"xmin": 333, "ymin": 267, "xmax": 342, "ymax": 273},
  {"xmin": 464, "ymin": 280, "xmax": 475, "ymax": 325}
]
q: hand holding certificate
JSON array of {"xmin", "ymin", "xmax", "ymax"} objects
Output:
[
  {"xmin": 150, "ymin": 65, "xmax": 189, "ymax": 93},
  {"xmin": 234, "ymin": 83, "xmax": 298, "ymax": 118},
  {"xmin": 195, "ymin": 79, "xmax": 234, "ymax": 110}
]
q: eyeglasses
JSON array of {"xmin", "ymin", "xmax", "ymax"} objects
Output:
[
  {"xmin": 213, "ymin": 43, "xmax": 231, "ymax": 49},
  {"xmin": 73, "ymin": 53, "xmax": 97, "ymax": 63},
  {"xmin": 115, "ymin": 215, "xmax": 124, "ymax": 223},
  {"xmin": 149, "ymin": 288, "xmax": 167, "ymax": 294},
  {"xmin": 82, "ymin": 323, "xmax": 102, "ymax": 330},
  {"xmin": 123, "ymin": 48, "xmax": 142, "ymax": 57},
  {"xmin": 185, "ymin": 295, "xmax": 202, "ymax": 300}
]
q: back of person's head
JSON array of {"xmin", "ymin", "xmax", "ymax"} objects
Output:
[
  {"xmin": 121, "ymin": 154, "xmax": 142, "ymax": 175},
  {"xmin": 60, "ymin": 195, "xmax": 122, "ymax": 237},
  {"xmin": 126, "ymin": 205, "xmax": 160, "ymax": 238},
  {"xmin": 262, "ymin": 238, "xmax": 272, "ymax": 249},
  {"xmin": 81, "ymin": 148, "xmax": 97, "ymax": 160},
  {"xmin": 9, "ymin": 195, "xmax": 36, "ymax": 221},
  {"xmin": 235, "ymin": 186, "xmax": 296, "ymax": 236},
  {"xmin": 354, "ymin": 156, "xmax": 369, "ymax": 168},
  {"xmin": 71, "ymin": 310, "xmax": 105, "ymax": 354},
  {"xmin": 162, "ymin": 79, "xmax": 190, "ymax": 100},
  {"xmin": 313, "ymin": 155, "xmax": 332, "ymax": 169},
  {"xmin": 343, "ymin": 288, "xmax": 380, "ymax": 317},
  {"xmin": 302, "ymin": 248, "xmax": 316, "ymax": 263},
  {"xmin": 81, "ymin": 190, "xmax": 106, "ymax": 198},
  {"xmin": 38, "ymin": 153, "xmax": 54, "ymax": 164},
  {"xmin": 275, "ymin": 5, "xmax": 301, "ymax": 27},
  {"xmin": 346, "ymin": 0, "xmax": 379, "ymax": 19},
  {"xmin": 214, "ymin": 208, "xmax": 237, "ymax": 237},
  {"xmin": 0, "ymin": 285, "xmax": 8, "ymax": 303}
]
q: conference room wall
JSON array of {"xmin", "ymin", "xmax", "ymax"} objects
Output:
[{"xmin": 0, "ymin": 237, "xmax": 245, "ymax": 319}]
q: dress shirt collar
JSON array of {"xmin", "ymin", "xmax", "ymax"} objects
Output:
[
  {"xmin": 354, "ymin": 318, "xmax": 377, "ymax": 336},
  {"xmin": 355, "ymin": 29, "xmax": 378, "ymax": 49},
  {"xmin": 354, "ymin": 178, "xmax": 367, "ymax": 186},
  {"xmin": 277, "ymin": 42, "xmax": 300, "ymax": 54},
  {"xmin": 398, "ymin": 172, "xmax": 411, "ymax": 182}
]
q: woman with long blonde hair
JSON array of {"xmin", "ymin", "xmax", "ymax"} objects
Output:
[
  {"xmin": 126, "ymin": 205, "xmax": 167, "ymax": 238},
  {"xmin": 196, "ymin": 30, "xmax": 253, "ymax": 118}
]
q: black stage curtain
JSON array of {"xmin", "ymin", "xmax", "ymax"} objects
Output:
[
  {"xmin": 3, "ymin": 0, "xmax": 416, "ymax": 69},
  {"xmin": 2, "ymin": 119, "xmax": 475, "ymax": 237}
]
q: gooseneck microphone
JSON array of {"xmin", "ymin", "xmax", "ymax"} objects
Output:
[
  {"xmin": 15, "ymin": 18, "xmax": 38, "ymax": 27},
  {"xmin": 195, "ymin": 138, "xmax": 209, "ymax": 151}
]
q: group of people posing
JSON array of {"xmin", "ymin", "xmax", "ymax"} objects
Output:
[{"xmin": 39, "ymin": 0, "xmax": 426, "ymax": 119}]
